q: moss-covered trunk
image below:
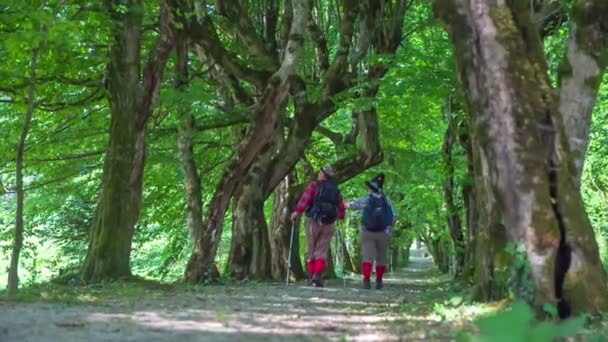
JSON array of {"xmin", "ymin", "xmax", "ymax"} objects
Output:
[
  {"xmin": 228, "ymin": 169, "xmax": 272, "ymax": 280},
  {"xmin": 81, "ymin": 0, "xmax": 173, "ymax": 282},
  {"xmin": 336, "ymin": 227, "xmax": 355, "ymax": 273},
  {"xmin": 442, "ymin": 100, "xmax": 465, "ymax": 276},
  {"xmin": 269, "ymin": 174, "xmax": 306, "ymax": 281},
  {"xmin": 434, "ymin": 0, "xmax": 608, "ymax": 315},
  {"xmin": 427, "ymin": 237, "xmax": 450, "ymax": 273},
  {"xmin": 175, "ymin": 32, "xmax": 204, "ymax": 247}
]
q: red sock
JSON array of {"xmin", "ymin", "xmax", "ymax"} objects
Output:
[
  {"xmin": 362, "ymin": 262, "xmax": 372, "ymax": 280},
  {"xmin": 376, "ymin": 265, "xmax": 386, "ymax": 281},
  {"xmin": 314, "ymin": 259, "xmax": 326, "ymax": 274},
  {"xmin": 307, "ymin": 260, "xmax": 315, "ymax": 276}
]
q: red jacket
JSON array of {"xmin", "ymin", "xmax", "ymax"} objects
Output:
[{"xmin": 294, "ymin": 181, "xmax": 346, "ymax": 219}]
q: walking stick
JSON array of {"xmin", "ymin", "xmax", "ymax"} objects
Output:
[{"xmin": 286, "ymin": 221, "xmax": 296, "ymax": 286}]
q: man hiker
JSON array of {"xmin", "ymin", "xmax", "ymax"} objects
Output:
[
  {"xmin": 291, "ymin": 166, "xmax": 346, "ymax": 287},
  {"xmin": 346, "ymin": 173, "xmax": 396, "ymax": 290}
]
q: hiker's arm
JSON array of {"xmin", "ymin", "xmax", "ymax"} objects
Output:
[
  {"xmin": 291, "ymin": 182, "xmax": 316, "ymax": 221},
  {"xmin": 347, "ymin": 196, "xmax": 366, "ymax": 211}
]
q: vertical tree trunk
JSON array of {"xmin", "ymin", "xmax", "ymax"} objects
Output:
[
  {"xmin": 458, "ymin": 121, "xmax": 478, "ymax": 281},
  {"xmin": 442, "ymin": 98, "xmax": 465, "ymax": 276},
  {"xmin": 336, "ymin": 227, "xmax": 354, "ymax": 273},
  {"xmin": 81, "ymin": 0, "xmax": 173, "ymax": 281},
  {"xmin": 269, "ymin": 174, "xmax": 306, "ymax": 280},
  {"xmin": 228, "ymin": 168, "xmax": 272, "ymax": 279},
  {"xmin": 434, "ymin": 0, "xmax": 608, "ymax": 314},
  {"xmin": 557, "ymin": 1, "xmax": 608, "ymax": 187},
  {"xmin": 351, "ymin": 220, "xmax": 362, "ymax": 273},
  {"xmin": 175, "ymin": 29, "xmax": 204, "ymax": 247},
  {"xmin": 427, "ymin": 237, "xmax": 450, "ymax": 273},
  {"xmin": 325, "ymin": 245, "xmax": 337, "ymax": 279},
  {"xmin": 8, "ymin": 48, "xmax": 37, "ymax": 297}
]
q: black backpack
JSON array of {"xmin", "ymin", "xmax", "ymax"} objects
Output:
[
  {"xmin": 308, "ymin": 180, "xmax": 340, "ymax": 224},
  {"xmin": 362, "ymin": 195, "xmax": 392, "ymax": 231}
]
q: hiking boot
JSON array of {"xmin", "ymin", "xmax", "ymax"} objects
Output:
[
  {"xmin": 305, "ymin": 277, "xmax": 314, "ymax": 286},
  {"xmin": 376, "ymin": 279, "xmax": 384, "ymax": 290},
  {"xmin": 312, "ymin": 273, "xmax": 324, "ymax": 287},
  {"xmin": 363, "ymin": 279, "xmax": 371, "ymax": 290}
]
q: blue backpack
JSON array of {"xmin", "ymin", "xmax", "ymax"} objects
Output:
[{"xmin": 362, "ymin": 195, "xmax": 392, "ymax": 231}]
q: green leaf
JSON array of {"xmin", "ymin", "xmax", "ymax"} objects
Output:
[{"xmin": 542, "ymin": 303, "xmax": 558, "ymax": 317}]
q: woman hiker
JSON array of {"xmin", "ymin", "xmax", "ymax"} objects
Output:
[
  {"xmin": 291, "ymin": 166, "xmax": 346, "ymax": 287},
  {"xmin": 346, "ymin": 173, "xmax": 396, "ymax": 290}
]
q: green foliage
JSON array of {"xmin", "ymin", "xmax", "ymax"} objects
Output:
[{"xmin": 458, "ymin": 301, "xmax": 585, "ymax": 342}]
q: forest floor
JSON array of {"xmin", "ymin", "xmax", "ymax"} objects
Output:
[{"xmin": 0, "ymin": 257, "xmax": 492, "ymax": 341}]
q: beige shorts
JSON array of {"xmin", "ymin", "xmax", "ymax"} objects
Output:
[
  {"xmin": 361, "ymin": 230, "xmax": 388, "ymax": 265},
  {"xmin": 305, "ymin": 217, "xmax": 335, "ymax": 260}
]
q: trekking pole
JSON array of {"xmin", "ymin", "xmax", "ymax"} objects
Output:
[{"xmin": 286, "ymin": 221, "xmax": 296, "ymax": 286}]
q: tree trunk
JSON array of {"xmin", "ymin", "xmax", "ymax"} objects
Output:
[
  {"xmin": 442, "ymin": 98, "xmax": 465, "ymax": 276},
  {"xmin": 458, "ymin": 121, "xmax": 477, "ymax": 280},
  {"xmin": 427, "ymin": 237, "xmax": 450, "ymax": 273},
  {"xmin": 336, "ymin": 227, "xmax": 354, "ymax": 273},
  {"xmin": 228, "ymin": 169, "xmax": 272, "ymax": 280},
  {"xmin": 81, "ymin": 0, "xmax": 173, "ymax": 281},
  {"xmin": 557, "ymin": 1, "xmax": 608, "ymax": 187},
  {"xmin": 325, "ymin": 245, "xmax": 337, "ymax": 279},
  {"xmin": 351, "ymin": 223, "xmax": 362, "ymax": 273},
  {"xmin": 434, "ymin": 0, "xmax": 608, "ymax": 315},
  {"xmin": 8, "ymin": 48, "xmax": 37, "ymax": 297},
  {"xmin": 269, "ymin": 174, "xmax": 306, "ymax": 280},
  {"xmin": 175, "ymin": 30, "xmax": 204, "ymax": 247},
  {"xmin": 184, "ymin": 0, "xmax": 310, "ymax": 283}
]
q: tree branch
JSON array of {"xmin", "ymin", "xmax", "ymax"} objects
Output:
[
  {"xmin": 139, "ymin": 0, "xmax": 176, "ymax": 128},
  {"xmin": 215, "ymin": 0, "xmax": 278, "ymax": 69}
]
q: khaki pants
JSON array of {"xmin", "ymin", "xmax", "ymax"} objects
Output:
[
  {"xmin": 305, "ymin": 218, "xmax": 335, "ymax": 261},
  {"xmin": 361, "ymin": 230, "xmax": 389, "ymax": 266}
]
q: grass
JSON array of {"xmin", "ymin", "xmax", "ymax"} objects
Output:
[{"xmin": 0, "ymin": 277, "xmax": 177, "ymax": 304}]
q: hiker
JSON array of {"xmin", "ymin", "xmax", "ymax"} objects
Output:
[
  {"xmin": 346, "ymin": 173, "xmax": 396, "ymax": 290},
  {"xmin": 291, "ymin": 166, "xmax": 346, "ymax": 287}
]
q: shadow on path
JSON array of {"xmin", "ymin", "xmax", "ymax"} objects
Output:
[{"xmin": 0, "ymin": 257, "xmax": 463, "ymax": 341}]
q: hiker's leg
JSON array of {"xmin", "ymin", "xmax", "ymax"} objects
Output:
[
  {"xmin": 361, "ymin": 230, "xmax": 374, "ymax": 288},
  {"xmin": 305, "ymin": 218, "xmax": 316, "ymax": 278},
  {"xmin": 375, "ymin": 233, "xmax": 389, "ymax": 289},
  {"xmin": 312, "ymin": 223, "xmax": 335, "ymax": 274}
]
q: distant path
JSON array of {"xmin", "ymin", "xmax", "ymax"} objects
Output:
[{"xmin": 0, "ymin": 257, "xmax": 463, "ymax": 341}]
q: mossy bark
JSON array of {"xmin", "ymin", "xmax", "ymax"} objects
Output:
[
  {"xmin": 269, "ymin": 174, "xmax": 306, "ymax": 281},
  {"xmin": 442, "ymin": 100, "xmax": 465, "ymax": 276},
  {"xmin": 81, "ymin": 0, "xmax": 173, "ymax": 282},
  {"xmin": 435, "ymin": 0, "xmax": 608, "ymax": 314},
  {"xmin": 228, "ymin": 177, "xmax": 272, "ymax": 280}
]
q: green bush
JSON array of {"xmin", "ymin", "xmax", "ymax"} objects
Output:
[{"xmin": 457, "ymin": 301, "xmax": 586, "ymax": 342}]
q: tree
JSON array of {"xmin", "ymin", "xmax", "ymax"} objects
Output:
[
  {"xmin": 434, "ymin": 0, "xmax": 608, "ymax": 316},
  {"xmin": 81, "ymin": 0, "xmax": 175, "ymax": 281},
  {"xmin": 441, "ymin": 96, "xmax": 465, "ymax": 276},
  {"xmin": 184, "ymin": 0, "xmax": 311, "ymax": 282},
  {"xmin": 7, "ymin": 48, "xmax": 38, "ymax": 297},
  {"xmin": 230, "ymin": 0, "xmax": 410, "ymax": 281}
]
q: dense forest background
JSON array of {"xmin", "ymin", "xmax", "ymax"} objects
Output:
[{"xmin": 1, "ymin": 0, "xmax": 608, "ymax": 328}]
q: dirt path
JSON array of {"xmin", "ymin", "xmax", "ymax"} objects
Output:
[{"xmin": 0, "ymin": 257, "xmax": 466, "ymax": 341}]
